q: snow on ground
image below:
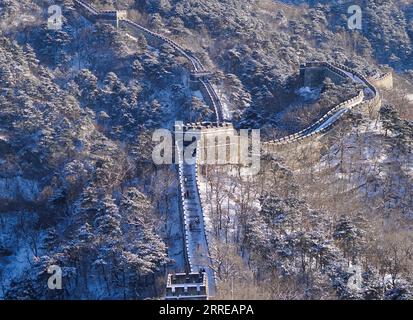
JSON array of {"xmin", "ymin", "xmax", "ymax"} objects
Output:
[
  {"xmin": 315, "ymin": 117, "xmax": 412, "ymax": 208},
  {"xmin": 297, "ymin": 86, "xmax": 321, "ymax": 102},
  {"xmin": 0, "ymin": 133, "xmax": 8, "ymax": 141},
  {"xmin": 0, "ymin": 212, "xmax": 44, "ymax": 299},
  {"xmin": 0, "ymin": 241, "xmax": 34, "ymax": 299},
  {"xmin": 192, "ymin": 90, "xmax": 204, "ymax": 101},
  {"xmin": 0, "ymin": 177, "xmax": 39, "ymax": 201},
  {"xmin": 342, "ymin": 70, "xmax": 375, "ymax": 97},
  {"xmin": 318, "ymin": 119, "xmax": 384, "ymax": 170},
  {"xmin": 197, "ymin": 166, "xmax": 260, "ymax": 256},
  {"xmin": 70, "ymin": 54, "xmax": 88, "ymax": 71},
  {"xmin": 407, "ymin": 94, "xmax": 413, "ymax": 102}
]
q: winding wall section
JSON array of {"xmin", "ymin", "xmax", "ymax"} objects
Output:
[{"xmin": 72, "ymin": 0, "xmax": 385, "ymax": 299}]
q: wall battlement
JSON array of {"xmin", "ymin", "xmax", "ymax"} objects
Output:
[
  {"xmin": 72, "ymin": 1, "xmax": 385, "ymax": 300},
  {"xmin": 73, "ymin": 0, "xmax": 224, "ymax": 122},
  {"xmin": 165, "ymin": 272, "xmax": 208, "ymax": 300},
  {"xmin": 264, "ymin": 61, "xmax": 381, "ymax": 152}
]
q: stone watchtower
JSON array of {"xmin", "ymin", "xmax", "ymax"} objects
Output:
[
  {"xmin": 165, "ymin": 272, "xmax": 208, "ymax": 300},
  {"xmin": 72, "ymin": 1, "xmax": 128, "ymax": 28}
]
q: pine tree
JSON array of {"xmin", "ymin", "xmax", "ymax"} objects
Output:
[
  {"xmin": 333, "ymin": 216, "xmax": 364, "ymax": 264},
  {"xmin": 75, "ymin": 69, "xmax": 99, "ymax": 106},
  {"xmin": 94, "ymin": 194, "xmax": 122, "ymax": 240},
  {"xmin": 24, "ymin": 44, "xmax": 39, "ymax": 70}
]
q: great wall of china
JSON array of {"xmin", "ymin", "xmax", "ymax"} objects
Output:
[{"xmin": 71, "ymin": 0, "xmax": 392, "ymax": 300}]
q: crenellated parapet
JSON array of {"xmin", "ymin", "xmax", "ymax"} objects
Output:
[
  {"xmin": 165, "ymin": 272, "xmax": 208, "ymax": 300},
  {"xmin": 368, "ymin": 71, "xmax": 393, "ymax": 90},
  {"xmin": 72, "ymin": 1, "xmax": 388, "ymax": 300},
  {"xmin": 73, "ymin": 0, "xmax": 224, "ymax": 123},
  {"xmin": 264, "ymin": 61, "xmax": 382, "ymax": 152}
]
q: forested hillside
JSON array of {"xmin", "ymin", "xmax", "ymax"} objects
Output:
[{"xmin": 0, "ymin": 0, "xmax": 412, "ymax": 299}]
